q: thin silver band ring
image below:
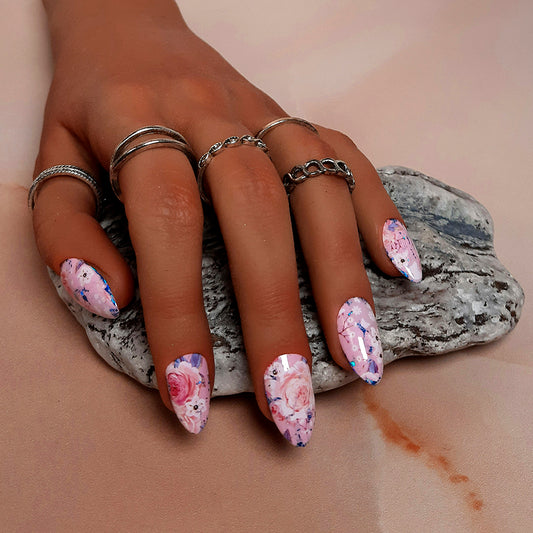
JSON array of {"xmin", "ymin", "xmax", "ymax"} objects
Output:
[
  {"xmin": 255, "ymin": 117, "xmax": 318, "ymax": 140},
  {"xmin": 28, "ymin": 165, "xmax": 103, "ymax": 218}
]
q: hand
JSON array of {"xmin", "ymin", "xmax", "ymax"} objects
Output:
[{"xmin": 32, "ymin": 0, "xmax": 422, "ymax": 446}]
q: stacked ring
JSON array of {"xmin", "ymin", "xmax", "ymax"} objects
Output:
[
  {"xmin": 28, "ymin": 165, "xmax": 104, "ymax": 219},
  {"xmin": 109, "ymin": 125, "xmax": 196, "ymax": 201},
  {"xmin": 197, "ymin": 135, "xmax": 269, "ymax": 203}
]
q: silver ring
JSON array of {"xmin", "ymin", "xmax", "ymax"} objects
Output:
[
  {"xmin": 110, "ymin": 125, "xmax": 196, "ymax": 201},
  {"xmin": 197, "ymin": 135, "xmax": 269, "ymax": 203},
  {"xmin": 28, "ymin": 165, "xmax": 103, "ymax": 218},
  {"xmin": 283, "ymin": 158, "xmax": 355, "ymax": 194},
  {"xmin": 255, "ymin": 117, "xmax": 318, "ymax": 140}
]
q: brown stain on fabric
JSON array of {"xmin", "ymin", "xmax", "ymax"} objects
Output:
[{"xmin": 364, "ymin": 392, "xmax": 483, "ymax": 512}]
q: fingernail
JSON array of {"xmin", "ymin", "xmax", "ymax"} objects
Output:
[
  {"xmin": 337, "ymin": 297, "xmax": 384, "ymax": 385},
  {"xmin": 60, "ymin": 258, "xmax": 119, "ymax": 318},
  {"xmin": 165, "ymin": 353, "xmax": 210, "ymax": 434},
  {"xmin": 264, "ymin": 354, "xmax": 315, "ymax": 447},
  {"xmin": 382, "ymin": 219, "xmax": 422, "ymax": 282}
]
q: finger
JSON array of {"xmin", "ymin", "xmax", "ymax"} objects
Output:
[
  {"xmin": 261, "ymin": 123, "xmax": 384, "ymax": 385},
  {"xmin": 316, "ymin": 126, "xmax": 423, "ymax": 283},
  {"xmin": 32, "ymin": 124, "xmax": 134, "ymax": 318},
  {"xmin": 116, "ymin": 128, "xmax": 213, "ymax": 434},
  {"xmin": 187, "ymin": 122, "xmax": 316, "ymax": 447}
]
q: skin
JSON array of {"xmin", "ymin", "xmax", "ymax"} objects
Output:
[{"xmin": 33, "ymin": 0, "xmax": 406, "ymax": 426}]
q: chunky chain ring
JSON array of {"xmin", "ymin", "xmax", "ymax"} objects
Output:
[
  {"xmin": 283, "ymin": 158, "xmax": 355, "ymax": 194},
  {"xmin": 197, "ymin": 135, "xmax": 269, "ymax": 203}
]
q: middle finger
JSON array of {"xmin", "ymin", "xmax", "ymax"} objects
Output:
[{"xmin": 187, "ymin": 121, "xmax": 316, "ymax": 447}]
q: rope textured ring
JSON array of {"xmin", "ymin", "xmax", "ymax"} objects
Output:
[
  {"xmin": 109, "ymin": 125, "xmax": 196, "ymax": 201},
  {"xmin": 255, "ymin": 117, "xmax": 318, "ymax": 139},
  {"xmin": 283, "ymin": 158, "xmax": 355, "ymax": 195},
  {"xmin": 197, "ymin": 135, "xmax": 270, "ymax": 203},
  {"xmin": 28, "ymin": 165, "xmax": 103, "ymax": 219}
]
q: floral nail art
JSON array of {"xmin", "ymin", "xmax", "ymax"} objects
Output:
[
  {"xmin": 337, "ymin": 297, "xmax": 383, "ymax": 385},
  {"xmin": 165, "ymin": 353, "xmax": 210, "ymax": 434},
  {"xmin": 382, "ymin": 219, "xmax": 422, "ymax": 283},
  {"xmin": 264, "ymin": 354, "xmax": 315, "ymax": 447},
  {"xmin": 60, "ymin": 258, "xmax": 119, "ymax": 318}
]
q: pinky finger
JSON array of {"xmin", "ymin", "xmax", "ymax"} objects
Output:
[{"xmin": 316, "ymin": 126, "xmax": 423, "ymax": 283}]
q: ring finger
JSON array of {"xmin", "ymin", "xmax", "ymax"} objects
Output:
[{"xmin": 259, "ymin": 122, "xmax": 385, "ymax": 385}]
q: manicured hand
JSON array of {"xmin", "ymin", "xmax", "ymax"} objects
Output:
[{"xmin": 32, "ymin": 0, "xmax": 421, "ymax": 446}]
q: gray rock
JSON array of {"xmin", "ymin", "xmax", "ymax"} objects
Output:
[{"xmin": 49, "ymin": 166, "xmax": 524, "ymax": 396}]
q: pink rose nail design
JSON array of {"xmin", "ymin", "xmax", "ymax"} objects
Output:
[
  {"xmin": 337, "ymin": 298, "xmax": 383, "ymax": 385},
  {"xmin": 60, "ymin": 258, "xmax": 119, "ymax": 318},
  {"xmin": 264, "ymin": 354, "xmax": 315, "ymax": 447},
  {"xmin": 165, "ymin": 353, "xmax": 210, "ymax": 434},
  {"xmin": 382, "ymin": 219, "xmax": 422, "ymax": 282}
]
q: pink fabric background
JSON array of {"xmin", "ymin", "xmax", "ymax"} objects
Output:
[{"xmin": 1, "ymin": 1, "xmax": 531, "ymax": 531}]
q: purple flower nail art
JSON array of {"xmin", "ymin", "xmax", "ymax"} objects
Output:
[
  {"xmin": 337, "ymin": 298, "xmax": 383, "ymax": 385},
  {"xmin": 166, "ymin": 353, "xmax": 210, "ymax": 434},
  {"xmin": 382, "ymin": 219, "xmax": 422, "ymax": 283},
  {"xmin": 60, "ymin": 258, "xmax": 119, "ymax": 318},
  {"xmin": 264, "ymin": 354, "xmax": 315, "ymax": 447}
]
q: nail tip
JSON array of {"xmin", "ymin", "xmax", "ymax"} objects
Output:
[
  {"xmin": 182, "ymin": 418, "xmax": 208, "ymax": 434},
  {"xmin": 402, "ymin": 266, "xmax": 423, "ymax": 283},
  {"xmin": 354, "ymin": 368, "xmax": 382, "ymax": 385},
  {"xmin": 102, "ymin": 307, "xmax": 120, "ymax": 319},
  {"xmin": 283, "ymin": 426, "xmax": 313, "ymax": 447}
]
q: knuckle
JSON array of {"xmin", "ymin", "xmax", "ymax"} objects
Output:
[
  {"xmin": 177, "ymin": 77, "xmax": 231, "ymax": 114},
  {"xmin": 144, "ymin": 285, "xmax": 200, "ymax": 322},
  {"xmin": 102, "ymin": 82, "xmax": 156, "ymax": 112},
  {"xmin": 300, "ymin": 136, "xmax": 338, "ymax": 157},
  {"xmin": 324, "ymin": 128, "xmax": 359, "ymax": 152},
  {"xmin": 218, "ymin": 159, "xmax": 286, "ymax": 213},
  {"xmin": 127, "ymin": 180, "xmax": 203, "ymax": 233},
  {"xmin": 321, "ymin": 232, "xmax": 364, "ymax": 273},
  {"xmin": 251, "ymin": 279, "xmax": 297, "ymax": 322}
]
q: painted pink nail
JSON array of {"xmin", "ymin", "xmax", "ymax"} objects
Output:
[
  {"xmin": 264, "ymin": 354, "xmax": 315, "ymax": 447},
  {"xmin": 165, "ymin": 353, "xmax": 210, "ymax": 434},
  {"xmin": 382, "ymin": 219, "xmax": 422, "ymax": 282},
  {"xmin": 60, "ymin": 258, "xmax": 119, "ymax": 318},
  {"xmin": 337, "ymin": 298, "xmax": 384, "ymax": 385}
]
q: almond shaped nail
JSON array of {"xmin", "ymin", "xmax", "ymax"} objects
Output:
[
  {"xmin": 60, "ymin": 258, "xmax": 119, "ymax": 318},
  {"xmin": 264, "ymin": 354, "xmax": 315, "ymax": 447},
  {"xmin": 382, "ymin": 219, "xmax": 422, "ymax": 282},
  {"xmin": 166, "ymin": 353, "xmax": 210, "ymax": 434},
  {"xmin": 337, "ymin": 298, "xmax": 383, "ymax": 385}
]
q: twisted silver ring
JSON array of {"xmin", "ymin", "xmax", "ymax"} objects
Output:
[
  {"xmin": 28, "ymin": 165, "xmax": 103, "ymax": 218},
  {"xmin": 197, "ymin": 135, "xmax": 269, "ymax": 203},
  {"xmin": 283, "ymin": 158, "xmax": 355, "ymax": 195},
  {"xmin": 110, "ymin": 125, "xmax": 195, "ymax": 201},
  {"xmin": 255, "ymin": 117, "xmax": 318, "ymax": 140}
]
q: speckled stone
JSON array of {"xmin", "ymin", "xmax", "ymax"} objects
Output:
[{"xmin": 48, "ymin": 166, "xmax": 524, "ymax": 396}]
